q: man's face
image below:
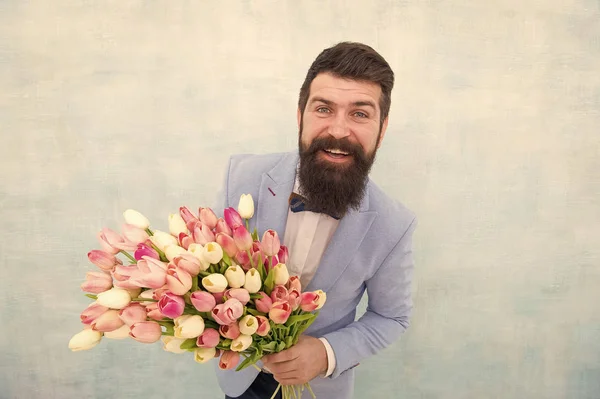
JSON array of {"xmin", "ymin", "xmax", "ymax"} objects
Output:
[{"xmin": 296, "ymin": 72, "xmax": 389, "ymax": 217}]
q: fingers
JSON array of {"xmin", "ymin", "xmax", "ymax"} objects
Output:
[
  {"xmin": 263, "ymin": 349, "xmax": 300, "ymax": 365},
  {"xmin": 263, "ymin": 359, "xmax": 297, "ymax": 375}
]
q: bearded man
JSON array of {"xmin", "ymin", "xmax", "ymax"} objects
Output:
[{"xmin": 215, "ymin": 41, "xmax": 417, "ymax": 399}]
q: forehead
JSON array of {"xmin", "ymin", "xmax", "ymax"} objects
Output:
[{"xmin": 308, "ymin": 73, "xmax": 382, "ymax": 109}]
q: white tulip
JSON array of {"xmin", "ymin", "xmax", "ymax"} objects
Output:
[
  {"xmin": 230, "ymin": 334, "xmax": 253, "ymax": 352},
  {"xmin": 96, "ymin": 288, "xmax": 132, "ymax": 309},
  {"xmin": 237, "ymin": 194, "xmax": 254, "ymax": 219},
  {"xmin": 243, "ymin": 268, "xmax": 262, "ymax": 294},
  {"xmin": 202, "ymin": 242, "xmax": 224, "ymax": 265},
  {"xmin": 174, "ymin": 315, "xmax": 205, "ymax": 339},
  {"xmin": 123, "ymin": 209, "xmax": 150, "ymax": 230},
  {"xmin": 162, "ymin": 336, "xmax": 187, "ymax": 354},
  {"xmin": 202, "ymin": 273, "xmax": 228, "ymax": 293},
  {"xmin": 104, "ymin": 324, "xmax": 130, "ymax": 340},
  {"xmin": 168, "ymin": 213, "xmax": 188, "ymax": 236},
  {"xmin": 164, "ymin": 244, "xmax": 187, "ymax": 261},
  {"xmin": 314, "ymin": 289, "xmax": 327, "ymax": 310},
  {"xmin": 149, "ymin": 230, "xmax": 178, "ymax": 252},
  {"xmin": 194, "ymin": 347, "xmax": 217, "ymax": 363},
  {"xmin": 238, "ymin": 315, "xmax": 258, "ymax": 335},
  {"xmin": 68, "ymin": 329, "xmax": 103, "ymax": 351},
  {"xmin": 188, "ymin": 244, "xmax": 211, "ymax": 271},
  {"xmin": 273, "ymin": 263, "xmax": 290, "ymax": 286},
  {"xmin": 225, "ymin": 266, "xmax": 246, "ymax": 289}
]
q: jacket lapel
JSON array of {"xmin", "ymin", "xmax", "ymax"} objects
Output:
[
  {"xmin": 255, "ymin": 152, "xmax": 298, "ymax": 238},
  {"xmin": 305, "ymin": 183, "xmax": 377, "ymax": 293}
]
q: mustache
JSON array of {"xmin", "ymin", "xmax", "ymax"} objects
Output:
[{"xmin": 304, "ymin": 136, "xmax": 365, "ymax": 159}]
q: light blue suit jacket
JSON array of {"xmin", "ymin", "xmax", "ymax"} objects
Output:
[{"xmin": 213, "ymin": 152, "xmax": 417, "ymax": 398}]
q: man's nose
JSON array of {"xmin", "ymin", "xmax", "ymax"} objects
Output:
[{"xmin": 328, "ymin": 114, "xmax": 350, "ymax": 139}]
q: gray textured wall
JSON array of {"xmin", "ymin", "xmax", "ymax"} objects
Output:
[{"xmin": 1, "ymin": 1, "xmax": 599, "ymax": 398}]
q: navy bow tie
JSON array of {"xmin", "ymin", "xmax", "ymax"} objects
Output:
[{"xmin": 288, "ymin": 192, "xmax": 340, "ymax": 220}]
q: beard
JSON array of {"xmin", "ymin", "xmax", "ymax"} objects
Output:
[{"xmin": 297, "ymin": 132, "xmax": 379, "ymax": 218}]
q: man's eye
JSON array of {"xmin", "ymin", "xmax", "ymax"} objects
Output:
[
  {"xmin": 354, "ymin": 111, "xmax": 368, "ymax": 118},
  {"xmin": 316, "ymin": 107, "xmax": 330, "ymax": 113}
]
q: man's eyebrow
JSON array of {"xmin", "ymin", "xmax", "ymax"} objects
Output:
[
  {"xmin": 308, "ymin": 97, "xmax": 377, "ymax": 109},
  {"xmin": 309, "ymin": 97, "xmax": 334, "ymax": 106}
]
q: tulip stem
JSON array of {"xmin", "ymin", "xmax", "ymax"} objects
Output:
[
  {"xmin": 246, "ymin": 249, "xmax": 255, "ymax": 269},
  {"xmin": 130, "ymin": 297, "xmax": 157, "ymax": 302},
  {"xmin": 191, "ymin": 276, "xmax": 199, "ymax": 291},
  {"xmin": 120, "ymin": 250, "xmax": 136, "ymax": 263}
]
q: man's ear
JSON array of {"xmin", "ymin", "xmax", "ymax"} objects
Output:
[{"xmin": 377, "ymin": 117, "xmax": 389, "ymax": 148}]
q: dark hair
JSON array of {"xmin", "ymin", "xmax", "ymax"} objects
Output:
[{"xmin": 298, "ymin": 42, "xmax": 394, "ymax": 125}]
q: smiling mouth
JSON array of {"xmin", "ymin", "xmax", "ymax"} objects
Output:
[{"xmin": 322, "ymin": 148, "xmax": 350, "ymax": 159}]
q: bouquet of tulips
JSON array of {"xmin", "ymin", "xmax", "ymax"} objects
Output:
[{"xmin": 69, "ymin": 194, "xmax": 326, "ymax": 399}]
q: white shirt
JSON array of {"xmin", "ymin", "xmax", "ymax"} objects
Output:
[{"xmin": 283, "ymin": 178, "xmax": 339, "ymax": 377}]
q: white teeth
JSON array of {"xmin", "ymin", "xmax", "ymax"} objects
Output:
[{"xmin": 325, "ymin": 149, "xmax": 349, "ymax": 155}]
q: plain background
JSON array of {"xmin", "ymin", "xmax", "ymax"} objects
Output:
[{"xmin": 1, "ymin": 1, "xmax": 599, "ymax": 398}]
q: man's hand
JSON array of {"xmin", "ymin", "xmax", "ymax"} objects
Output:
[{"xmin": 262, "ymin": 335, "xmax": 328, "ymax": 385}]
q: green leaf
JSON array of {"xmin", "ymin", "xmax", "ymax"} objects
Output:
[
  {"xmin": 260, "ymin": 341, "xmax": 278, "ymax": 352},
  {"xmin": 276, "ymin": 341, "xmax": 286, "ymax": 352},
  {"xmin": 285, "ymin": 335, "xmax": 293, "ymax": 348},
  {"xmin": 246, "ymin": 308, "xmax": 265, "ymax": 317},
  {"xmin": 179, "ymin": 338, "xmax": 198, "ymax": 350},
  {"xmin": 222, "ymin": 251, "xmax": 232, "ymax": 266},
  {"xmin": 264, "ymin": 267, "xmax": 275, "ymax": 295},
  {"xmin": 252, "ymin": 227, "xmax": 259, "ymax": 242},
  {"xmin": 236, "ymin": 354, "xmax": 259, "ymax": 372},
  {"xmin": 284, "ymin": 314, "xmax": 315, "ymax": 327}
]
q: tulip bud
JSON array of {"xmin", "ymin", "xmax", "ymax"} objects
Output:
[
  {"xmin": 202, "ymin": 273, "xmax": 228, "ymax": 293},
  {"xmin": 91, "ymin": 309, "xmax": 125, "ymax": 332},
  {"xmin": 164, "ymin": 245, "xmax": 187, "ymax": 261},
  {"xmin": 122, "ymin": 224, "xmax": 150, "ymax": 245},
  {"xmin": 81, "ymin": 271, "xmax": 113, "ymax": 294},
  {"xmin": 179, "ymin": 206, "xmax": 198, "ymax": 225},
  {"xmin": 190, "ymin": 291, "xmax": 217, "ymax": 312},
  {"xmin": 273, "ymin": 263, "xmax": 290, "ymax": 286},
  {"xmin": 233, "ymin": 226, "xmax": 253, "ymax": 251},
  {"xmin": 187, "ymin": 243, "xmax": 210, "ymax": 271},
  {"xmin": 202, "ymin": 242, "xmax": 224, "ymax": 265},
  {"xmin": 104, "ymin": 324, "xmax": 131, "ymax": 340},
  {"xmin": 215, "ymin": 218, "xmax": 233, "ymax": 236},
  {"xmin": 199, "ymin": 208, "xmax": 218, "ymax": 230},
  {"xmin": 269, "ymin": 301, "xmax": 292, "ymax": 324},
  {"xmin": 219, "ymin": 323, "xmax": 241, "ymax": 339},
  {"xmin": 255, "ymin": 315, "xmax": 271, "ymax": 337},
  {"xmin": 194, "ymin": 347, "xmax": 217, "ymax": 363},
  {"xmin": 162, "ymin": 336, "xmax": 187, "ymax": 354},
  {"xmin": 174, "ymin": 315, "xmax": 205, "ymax": 339},
  {"xmin": 224, "ymin": 288, "xmax": 250, "ymax": 305},
  {"xmin": 80, "ymin": 302, "xmax": 109, "ymax": 325},
  {"xmin": 260, "ymin": 230, "xmax": 281, "ymax": 257},
  {"xmin": 277, "ymin": 246, "xmax": 289, "ymax": 265},
  {"xmin": 270, "ymin": 285, "xmax": 289, "ymax": 303},
  {"xmin": 87, "ymin": 250, "xmax": 122, "ymax": 272},
  {"xmin": 130, "ymin": 321, "xmax": 162, "ymax": 343},
  {"xmin": 219, "ymin": 351, "xmax": 240, "ymax": 370},
  {"xmin": 134, "ymin": 244, "xmax": 159, "ymax": 261},
  {"xmin": 118, "ymin": 303, "xmax": 147, "ymax": 326},
  {"xmin": 167, "ymin": 213, "xmax": 187, "ymax": 237},
  {"xmin": 97, "ymin": 228, "xmax": 125, "ymax": 255},
  {"xmin": 224, "ymin": 207, "xmax": 243, "ymax": 230},
  {"xmin": 224, "ymin": 266, "xmax": 245, "ymax": 289},
  {"xmin": 314, "ymin": 289, "xmax": 327, "ymax": 310},
  {"xmin": 158, "ymin": 292, "xmax": 185, "ymax": 319},
  {"xmin": 286, "ymin": 276, "xmax": 301, "ymax": 293},
  {"xmin": 171, "ymin": 253, "xmax": 202, "ymax": 276},
  {"xmin": 196, "ymin": 328, "xmax": 220, "ymax": 348},
  {"xmin": 216, "ymin": 233, "xmax": 238, "ymax": 258},
  {"xmin": 149, "ymin": 230, "xmax": 178, "ymax": 252},
  {"xmin": 238, "ymin": 315, "xmax": 258, "ymax": 335},
  {"xmin": 254, "ymin": 292, "xmax": 273, "ymax": 313},
  {"xmin": 123, "ymin": 209, "xmax": 151, "ymax": 229},
  {"xmin": 237, "ymin": 194, "xmax": 254, "ymax": 219},
  {"xmin": 96, "ymin": 288, "xmax": 132, "ymax": 309},
  {"xmin": 166, "ymin": 266, "xmax": 193, "ymax": 295},
  {"xmin": 68, "ymin": 329, "xmax": 103, "ymax": 351},
  {"xmin": 243, "ymin": 268, "xmax": 261, "ymax": 294},
  {"xmin": 230, "ymin": 334, "xmax": 253, "ymax": 352}
]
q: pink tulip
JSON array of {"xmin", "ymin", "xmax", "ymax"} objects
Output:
[
  {"xmin": 261, "ymin": 230, "xmax": 281, "ymax": 257},
  {"xmin": 199, "ymin": 208, "xmax": 218, "ymax": 230},
  {"xmin": 158, "ymin": 292, "xmax": 185, "ymax": 319},
  {"xmin": 215, "ymin": 218, "xmax": 233, "ymax": 236},
  {"xmin": 122, "ymin": 224, "xmax": 150, "ymax": 245},
  {"xmin": 270, "ymin": 285, "xmax": 289, "ymax": 303},
  {"xmin": 269, "ymin": 301, "xmax": 292, "ymax": 324},
  {"xmin": 216, "ymin": 233, "xmax": 238, "ymax": 258},
  {"xmin": 88, "ymin": 250, "xmax": 122, "ymax": 272},
  {"xmin": 300, "ymin": 291, "xmax": 320, "ymax": 312},
  {"xmin": 288, "ymin": 289, "xmax": 301, "ymax": 311},
  {"xmin": 255, "ymin": 315, "xmax": 271, "ymax": 337},
  {"xmin": 129, "ymin": 257, "xmax": 168, "ymax": 289},
  {"xmin": 179, "ymin": 206, "xmax": 198, "ymax": 225},
  {"xmin": 80, "ymin": 303, "xmax": 109, "ymax": 325},
  {"xmin": 81, "ymin": 271, "xmax": 113, "ymax": 294},
  {"xmin": 145, "ymin": 302, "xmax": 165, "ymax": 321},
  {"xmin": 152, "ymin": 287, "xmax": 170, "ymax": 300},
  {"xmin": 171, "ymin": 254, "xmax": 201, "ymax": 276},
  {"xmin": 286, "ymin": 276, "xmax": 302, "ymax": 293},
  {"xmin": 134, "ymin": 243, "xmax": 159, "ymax": 261},
  {"xmin": 191, "ymin": 222, "xmax": 215, "ymax": 246},
  {"xmin": 211, "ymin": 298, "xmax": 244, "ymax": 325},
  {"xmin": 219, "ymin": 323, "xmax": 241, "ymax": 339},
  {"xmin": 224, "ymin": 207, "xmax": 243, "ymax": 230},
  {"xmin": 130, "ymin": 321, "xmax": 162, "ymax": 343},
  {"xmin": 191, "ymin": 291, "xmax": 217, "ymax": 312},
  {"xmin": 178, "ymin": 233, "xmax": 194, "ymax": 250},
  {"xmin": 254, "ymin": 292, "xmax": 273, "ymax": 313},
  {"xmin": 166, "ymin": 265, "xmax": 192, "ymax": 295},
  {"xmin": 212, "ymin": 291, "xmax": 225, "ymax": 304},
  {"xmin": 224, "ymin": 288, "xmax": 250, "ymax": 305},
  {"xmin": 97, "ymin": 228, "xmax": 125, "ymax": 254},
  {"xmin": 219, "ymin": 351, "xmax": 240, "ymax": 370},
  {"xmin": 233, "ymin": 226, "xmax": 253, "ymax": 251},
  {"xmin": 118, "ymin": 303, "xmax": 147, "ymax": 326},
  {"xmin": 196, "ymin": 328, "xmax": 220, "ymax": 348},
  {"xmin": 277, "ymin": 245, "xmax": 289, "ymax": 265},
  {"xmin": 91, "ymin": 309, "xmax": 124, "ymax": 332},
  {"xmin": 252, "ymin": 250, "xmax": 266, "ymax": 270},
  {"xmin": 234, "ymin": 250, "xmax": 251, "ymax": 271}
]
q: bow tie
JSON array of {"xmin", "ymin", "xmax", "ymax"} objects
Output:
[{"xmin": 288, "ymin": 192, "xmax": 341, "ymax": 220}]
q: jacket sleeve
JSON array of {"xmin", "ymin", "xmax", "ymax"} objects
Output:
[{"xmin": 321, "ymin": 216, "xmax": 417, "ymax": 378}]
